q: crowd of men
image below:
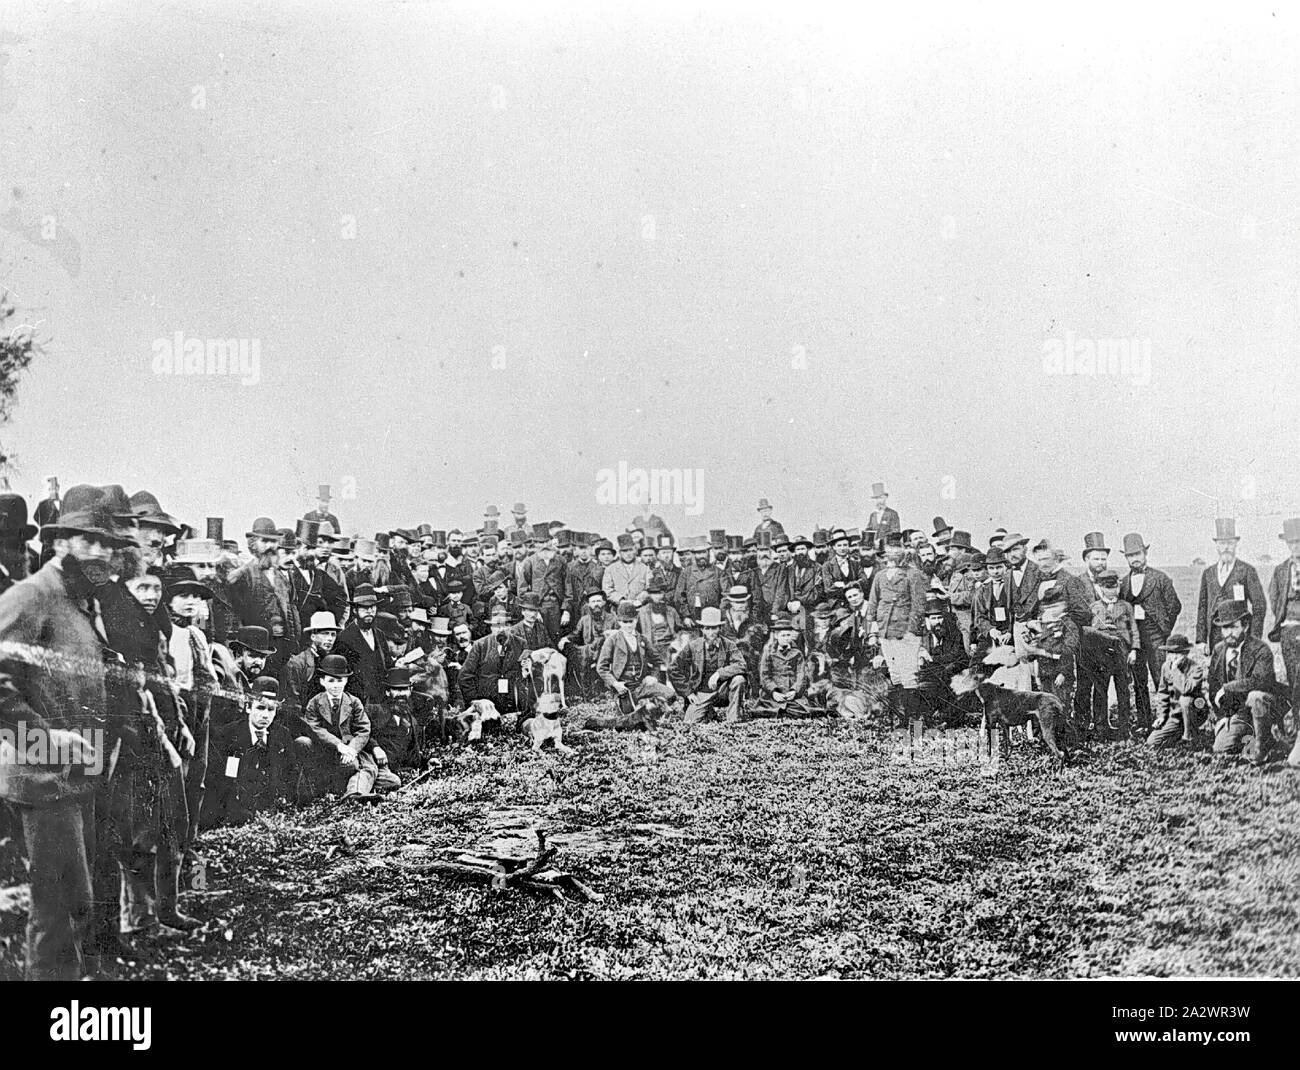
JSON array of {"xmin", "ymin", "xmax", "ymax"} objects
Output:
[{"xmin": 1, "ymin": 477, "xmax": 1298, "ymax": 981}]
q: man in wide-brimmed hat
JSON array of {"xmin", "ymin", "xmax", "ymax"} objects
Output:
[
  {"xmin": 1117, "ymin": 532, "xmax": 1182, "ymax": 736},
  {"xmin": 282, "ymin": 611, "xmax": 340, "ymax": 718},
  {"xmin": 1144, "ymin": 634, "xmax": 1208, "ymax": 750},
  {"xmin": 1, "ymin": 484, "xmax": 133, "ymax": 978},
  {"xmin": 669, "ymin": 606, "xmax": 748, "ymax": 723},
  {"xmin": 1195, "ymin": 519, "xmax": 1266, "ymax": 653},
  {"xmin": 1206, "ymin": 600, "xmax": 1287, "ymax": 765}
]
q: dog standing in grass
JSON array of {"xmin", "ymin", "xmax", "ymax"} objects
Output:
[{"xmin": 950, "ymin": 652, "xmax": 1075, "ymax": 765}]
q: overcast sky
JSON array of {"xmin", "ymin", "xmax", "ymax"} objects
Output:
[{"xmin": 2, "ymin": 0, "xmax": 1297, "ymax": 562}]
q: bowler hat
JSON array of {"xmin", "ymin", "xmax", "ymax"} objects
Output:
[
  {"xmin": 231, "ymin": 626, "xmax": 274, "ymax": 655},
  {"xmin": 1213, "ymin": 518, "xmax": 1239, "ymax": 542},
  {"xmin": 430, "ymin": 617, "xmax": 451, "ymax": 637},
  {"xmin": 0, "ymin": 494, "xmax": 36, "ymax": 540},
  {"xmin": 1121, "ymin": 533, "xmax": 1148, "ymax": 555},
  {"xmin": 617, "ymin": 601, "xmax": 638, "ymax": 622},
  {"xmin": 511, "ymin": 503, "xmax": 527, "ymax": 516},
  {"xmin": 1280, "ymin": 518, "xmax": 1300, "ymax": 543},
  {"xmin": 304, "ymin": 611, "xmax": 339, "ymax": 633},
  {"xmin": 698, "ymin": 607, "xmax": 723, "ymax": 627},
  {"xmin": 386, "ymin": 667, "xmax": 412, "ymax": 689},
  {"xmin": 923, "ymin": 595, "xmax": 947, "ymax": 616},
  {"xmin": 317, "ymin": 654, "xmax": 352, "ymax": 678},
  {"xmin": 965, "ymin": 551, "xmax": 987, "ymax": 569},
  {"xmin": 1212, "ymin": 599, "xmax": 1250, "ymax": 626},
  {"xmin": 984, "ymin": 547, "xmax": 1008, "ymax": 567},
  {"xmin": 594, "ymin": 538, "xmax": 614, "ymax": 554},
  {"xmin": 1159, "ymin": 633, "xmax": 1193, "ymax": 653},
  {"xmin": 246, "ymin": 516, "xmax": 279, "ymax": 541},
  {"xmin": 756, "ymin": 498, "xmax": 773, "ymax": 511},
  {"xmin": 277, "ymin": 528, "xmax": 297, "ymax": 551},
  {"xmin": 485, "ymin": 505, "xmax": 500, "ymax": 518},
  {"xmin": 1002, "ymin": 532, "xmax": 1028, "ymax": 550},
  {"xmin": 1082, "ymin": 531, "xmax": 1109, "ymax": 555},
  {"xmin": 162, "ymin": 564, "xmax": 214, "ymax": 600},
  {"xmin": 771, "ymin": 612, "xmax": 796, "ymax": 631},
  {"xmin": 519, "ymin": 592, "xmax": 542, "ymax": 610}
]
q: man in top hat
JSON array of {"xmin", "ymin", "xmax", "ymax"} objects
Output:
[
  {"xmin": 1, "ymin": 485, "xmax": 132, "ymax": 978},
  {"xmin": 753, "ymin": 498, "xmax": 787, "ymax": 542},
  {"xmin": 603, "ymin": 533, "xmax": 650, "ymax": 607},
  {"xmin": 1195, "ymin": 519, "xmax": 1266, "ymax": 653},
  {"xmin": 335, "ymin": 584, "xmax": 391, "ymax": 705},
  {"xmin": 203, "ymin": 676, "xmax": 298, "ymax": 826},
  {"xmin": 866, "ymin": 482, "xmax": 900, "ymax": 537},
  {"xmin": 229, "ymin": 516, "xmax": 300, "ymax": 678},
  {"xmin": 1116, "ymin": 532, "xmax": 1182, "ymax": 736},
  {"xmin": 286, "ymin": 518, "xmax": 347, "ymax": 629},
  {"xmin": 916, "ymin": 594, "xmax": 970, "ymax": 725},
  {"xmin": 1206, "ymin": 600, "xmax": 1287, "ymax": 765},
  {"xmin": 302, "ymin": 485, "xmax": 340, "ymax": 536},
  {"xmin": 669, "ymin": 607, "xmax": 748, "ymax": 723},
  {"xmin": 1144, "ymin": 634, "xmax": 1208, "ymax": 750},
  {"xmin": 282, "ymin": 611, "xmax": 340, "ymax": 719},
  {"xmin": 1267, "ymin": 517, "xmax": 1300, "ymax": 732}
]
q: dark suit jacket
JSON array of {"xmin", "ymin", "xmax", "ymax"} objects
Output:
[
  {"xmin": 866, "ymin": 507, "xmax": 900, "ymax": 535},
  {"xmin": 1038, "ymin": 568, "xmax": 1096, "ymax": 632},
  {"xmin": 203, "ymin": 719, "xmax": 296, "ymax": 827},
  {"xmin": 596, "ymin": 630, "xmax": 662, "ymax": 687},
  {"xmin": 1207, "ymin": 635, "xmax": 1282, "ymax": 707},
  {"xmin": 972, "ymin": 579, "xmax": 1016, "ymax": 645},
  {"xmin": 1008, "ymin": 561, "xmax": 1042, "ymax": 622},
  {"xmin": 1196, "ymin": 559, "xmax": 1266, "ymax": 644},
  {"xmin": 669, "ymin": 635, "xmax": 746, "ymax": 695},
  {"xmin": 454, "ymin": 632, "xmax": 524, "ymax": 707},
  {"xmin": 1119, "ymin": 567, "xmax": 1182, "ymax": 640},
  {"xmin": 335, "ymin": 622, "xmax": 390, "ymax": 704},
  {"xmin": 1266, "ymin": 557, "xmax": 1300, "ymax": 642}
]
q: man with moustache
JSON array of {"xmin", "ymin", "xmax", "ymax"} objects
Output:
[
  {"xmin": 228, "ymin": 516, "xmax": 299, "ymax": 678},
  {"xmin": 455, "ymin": 603, "xmax": 526, "ymax": 713},
  {"xmin": 1118, "ymin": 532, "xmax": 1182, "ymax": 738},
  {"xmin": 301, "ymin": 485, "xmax": 341, "ymax": 535},
  {"xmin": 1207, "ymin": 600, "xmax": 1287, "ymax": 765},
  {"xmin": 1001, "ymin": 533, "xmax": 1041, "ymax": 654},
  {"xmin": 753, "ymin": 498, "xmax": 787, "ymax": 542},
  {"xmin": 650, "ymin": 535, "xmax": 684, "ymax": 614},
  {"xmin": 754, "ymin": 534, "xmax": 789, "ymax": 625},
  {"xmin": 720, "ymin": 537, "xmax": 766, "ymax": 622},
  {"xmin": 563, "ymin": 534, "xmax": 601, "ymax": 629},
  {"xmin": 782, "ymin": 535, "xmax": 821, "ymax": 645},
  {"xmin": 1195, "ymin": 519, "xmax": 1266, "ymax": 654},
  {"xmin": 335, "ymin": 584, "xmax": 391, "ymax": 705},
  {"xmin": 603, "ymin": 533, "xmax": 650, "ymax": 607},
  {"xmin": 520, "ymin": 539, "xmax": 566, "ymax": 642},
  {"xmin": 677, "ymin": 539, "xmax": 724, "ymax": 628},
  {"xmin": 866, "ymin": 482, "xmax": 900, "ymax": 537},
  {"xmin": 560, "ymin": 586, "xmax": 614, "ymax": 698},
  {"xmin": 820, "ymin": 529, "xmax": 860, "ymax": 603}
]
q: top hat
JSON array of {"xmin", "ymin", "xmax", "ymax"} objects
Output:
[
  {"xmin": 1082, "ymin": 531, "xmax": 1109, "ymax": 555},
  {"xmin": 883, "ymin": 532, "xmax": 904, "ymax": 548},
  {"xmin": 531, "ymin": 523, "xmax": 550, "ymax": 541},
  {"xmin": 509, "ymin": 530, "xmax": 527, "ymax": 547},
  {"xmin": 0, "ymin": 494, "xmax": 36, "ymax": 540},
  {"xmin": 231, "ymin": 626, "xmax": 275, "ymax": 655},
  {"xmin": 353, "ymin": 538, "xmax": 378, "ymax": 560},
  {"xmin": 755, "ymin": 530, "xmax": 772, "ymax": 550},
  {"xmin": 616, "ymin": 533, "xmax": 635, "ymax": 551},
  {"xmin": 984, "ymin": 546, "xmax": 1008, "ymax": 567},
  {"xmin": 294, "ymin": 518, "xmax": 320, "ymax": 548},
  {"xmin": 812, "ymin": 529, "xmax": 828, "ymax": 548},
  {"xmin": 1121, "ymin": 533, "xmax": 1148, "ymax": 555},
  {"xmin": 725, "ymin": 535, "xmax": 744, "ymax": 552},
  {"xmin": 40, "ymin": 485, "xmax": 135, "ymax": 548},
  {"xmin": 1159, "ymin": 633, "xmax": 1193, "ymax": 653},
  {"xmin": 350, "ymin": 583, "xmax": 379, "ymax": 606},
  {"xmin": 317, "ymin": 653, "xmax": 351, "ymax": 678},
  {"xmin": 948, "ymin": 530, "xmax": 973, "ymax": 551},
  {"xmin": 923, "ymin": 595, "xmax": 947, "ymax": 616},
  {"xmin": 871, "ymin": 482, "xmax": 887, "ymax": 498},
  {"xmin": 374, "ymin": 532, "xmax": 391, "ymax": 552},
  {"xmin": 250, "ymin": 676, "xmax": 281, "ymax": 703},
  {"xmin": 315, "ymin": 485, "xmax": 331, "ymax": 501},
  {"xmin": 1281, "ymin": 518, "xmax": 1300, "ymax": 542},
  {"xmin": 756, "ymin": 498, "xmax": 773, "ymax": 511},
  {"xmin": 417, "ymin": 523, "xmax": 433, "ymax": 540},
  {"xmin": 1212, "ymin": 599, "xmax": 1250, "ymax": 626},
  {"xmin": 556, "ymin": 528, "xmax": 573, "ymax": 548},
  {"xmin": 203, "ymin": 517, "xmax": 223, "ymax": 543},
  {"xmin": 246, "ymin": 517, "xmax": 279, "ymax": 541},
  {"xmin": 709, "ymin": 529, "xmax": 726, "ymax": 548},
  {"xmin": 698, "ymin": 606, "xmax": 723, "ymax": 627},
  {"xmin": 407, "ymin": 606, "xmax": 431, "ymax": 627},
  {"xmin": 511, "ymin": 503, "xmax": 527, "ymax": 516},
  {"xmin": 304, "ymin": 611, "xmax": 340, "ymax": 633},
  {"xmin": 1213, "ymin": 518, "xmax": 1239, "ymax": 542},
  {"xmin": 932, "ymin": 516, "xmax": 952, "ymax": 539}
]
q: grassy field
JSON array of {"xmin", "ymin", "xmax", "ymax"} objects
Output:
[{"xmin": 5, "ymin": 700, "xmax": 1297, "ymax": 981}]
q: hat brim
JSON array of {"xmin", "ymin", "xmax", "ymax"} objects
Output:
[
  {"xmin": 231, "ymin": 641, "xmax": 275, "ymax": 657},
  {"xmin": 165, "ymin": 581, "xmax": 214, "ymax": 599},
  {"xmin": 41, "ymin": 523, "xmax": 135, "ymax": 549}
]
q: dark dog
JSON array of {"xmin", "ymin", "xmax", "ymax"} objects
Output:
[{"xmin": 950, "ymin": 665, "xmax": 1074, "ymax": 764}]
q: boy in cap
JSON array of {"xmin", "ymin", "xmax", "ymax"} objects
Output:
[
  {"xmin": 300, "ymin": 655, "xmax": 381, "ymax": 799},
  {"xmin": 1144, "ymin": 635, "xmax": 1207, "ymax": 750},
  {"xmin": 1088, "ymin": 570, "xmax": 1139, "ymax": 740},
  {"xmin": 753, "ymin": 613, "xmax": 811, "ymax": 718},
  {"xmin": 440, "ymin": 576, "xmax": 475, "ymax": 634},
  {"xmin": 204, "ymin": 677, "xmax": 298, "ymax": 827}
]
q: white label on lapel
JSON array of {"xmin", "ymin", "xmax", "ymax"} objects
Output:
[
  {"xmin": 1134, "ymin": 605, "xmax": 1146, "ymax": 620},
  {"xmin": 225, "ymin": 756, "xmax": 240, "ymax": 778},
  {"xmin": 994, "ymin": 607, "xmax": 1007, "ymax": 622},
  {"xmin": 497, "ymin": 678, "xmax": 509, "ymax": 694},
  {"xmin": 1232, "ymin": 584, "xmax": 1244, "ymax": 600}
]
